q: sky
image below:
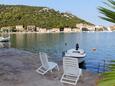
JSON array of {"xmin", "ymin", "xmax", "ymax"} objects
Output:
[{"xmin": 0, "ymin": 0, "xmax": 114, "ymax": 26}]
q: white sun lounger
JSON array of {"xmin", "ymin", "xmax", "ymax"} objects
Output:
[
  {"xmin": 36, "ymin": 52, "xmax": 59, "ymax": 75},
  {"xmin": 60, "ymin": 57, "xmax": 82, "ymax": 85}
]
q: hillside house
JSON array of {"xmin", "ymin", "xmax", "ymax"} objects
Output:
[
  {"xmin": 16, "ymin": 25, "xmax": 25, "ymax": 32},
  {"xmin": 109, "ymin": 25, "xmax": 115, "ymax": 31},
  {"xmin": 95, "ymin": 25, "xmax": 104, "ymax": 31},
  {"xmin": 27, "ymin": 25, "xmax": 36, "ymax": 32},
  {"xmin": 71, "ymin": 28, "xmax": 80, "ymax": 32},
  {"xmin": 76, "ymin": 23, "xmax": 95, "ymax": 31},
  {"xmin": 47, "ymin": 28, "xmax": 60, "ymax": 33},
  {"xmin": 1, "ymin": 26, "xmax": 12, "ymax": 32},
  {"xmin": 64, "ymin": 28, "xmax": 72, "ymax": 32},
  {"xmin": 36, "ymin": 27, "xmax": 47, "ymax": 33}
]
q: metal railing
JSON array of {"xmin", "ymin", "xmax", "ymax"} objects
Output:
[{"xmin": 86, "ymin": 59, "xmax": 115, "ymax": 73}]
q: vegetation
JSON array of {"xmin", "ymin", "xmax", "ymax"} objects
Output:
[
  {"xmin": 98, "ymin": 0, "xmax": 115, "ymax": 23},
  {"xmin": 98, "ymin": 60, "xmax": 115, "ymax": 86},
  {"xmin": 0, "ymin": 5, "xmax": 92, "ymax": 29},
  {"xmin": 98, "ymin": 0, "xmax": 115, "ymax": 84}
]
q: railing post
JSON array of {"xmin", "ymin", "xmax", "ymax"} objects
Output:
[
  {"xmin": 103, "ymin": 60, "xmax": 106, "ymax": 72},
  {"xmin": 97, "ymin": 63, "xmax": 101, "ymax": 73}
]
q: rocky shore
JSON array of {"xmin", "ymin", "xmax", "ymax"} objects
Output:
[{"xmin": 0, "ymin": 48, "xmax": 99, "ymax": 86}]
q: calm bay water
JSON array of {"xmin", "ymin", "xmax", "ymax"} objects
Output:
[{"xmin": 10, "ymin": 32, "xmax": 115, "ymax": 73}]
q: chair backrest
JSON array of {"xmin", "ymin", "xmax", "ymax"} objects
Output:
[
  {"xmin": 39, "ymin": 52, "xmax": 49, "ymax": 69},
  {"xmin": 63, "ymin": 57, "xmax": 79, "ymax": 76}
]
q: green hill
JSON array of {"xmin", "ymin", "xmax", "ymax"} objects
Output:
[{"xmin": 0, "ymin": 5, "xmax": 92, "ymax": 28}]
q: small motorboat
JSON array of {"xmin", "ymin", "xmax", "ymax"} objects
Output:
[
  {"xmin": 64, "ymin": 49, "xmax": 86, "ymax": 63},
  {"xmin": 0, "ymin": 42, "xmax": 11, "ymax": 48},
  {"xmin": 0, "ymin": 36, "xmax": 10, "ymax": 42}
]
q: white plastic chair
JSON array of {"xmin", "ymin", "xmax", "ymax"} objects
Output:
[
  {"xmin": 36, "ymin": 52, "xmax": 59, "ymax": 75},
  {"xmin": 60, "ymin": 57, "xmax": 82, "ymax": 85}
]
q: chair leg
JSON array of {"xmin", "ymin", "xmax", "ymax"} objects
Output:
[
  {"xmin": 56, "ymin": 65, "xmax": 59, "ymax": 71},
  {"xmin": 50, "ymin": 70, "xmax": 53, "ymax": 72},
  {"xmin": 60, "ymin": 83, "xmax": 64, "ymax": 86},
  {"xmin": 79, "ymin": 69, "xmax": 82, "ymax": 76}
]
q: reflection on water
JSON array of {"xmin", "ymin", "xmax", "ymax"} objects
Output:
[
  {"xmin": 0, "ymin": 42, "xmax": 11, "ymax": 48},
  {"xmin": 10, "ymin": 32, "xmax": 115, "ymax": 73}
]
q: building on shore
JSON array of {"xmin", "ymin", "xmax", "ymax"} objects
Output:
[
  {"xmin": 64, "ymin": 28, "xmax": 72, "ymax": 32},
  {"xmin": 16, "ymin": 25, "xmax": 25, "ymax": 32},
  {"xmin": 108, "ymin": 25, "xmax": 115, "ymax": 31},
  {"xmin": 0, "ymin": 26, "xmax": 12, "ymax": 32},
  {"xmin": 27, "ymin": 25, "xmax": 36, "ymax": 32},
  {"xmin": 71, "ymin": 28, "xmax": 80, "ymax": 32},
  {"xmin": 1, "ymin": 23, "xmax": 110, "ymax": 33},
  {"xmin": 47, "ymin": 28, "xmax": 60, "ymax": 33},
  {"xmin": 87, "ymin": 26, "xmax": 96, "ymax": 31},
  {"xmin": 76, "ymin": 23, "xmax": 95, "ymax": 31},
  {"xmin": 36, "ymin": 27, "xmax": 47, "ymax": 33},
  {"xmin": 95, "ymin": 25, "xmax": 105, "ymax": 31}
]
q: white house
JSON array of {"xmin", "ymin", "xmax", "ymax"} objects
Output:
[
  {"xmin": 27, "ymin": 25, "xmax": 36, "ymax": 32},
  {"xmin": 36, "ymin": 27, "xmax": 47, "ymax": 33},
  {"xmin": 64, "ymin": 28, "xmax": 72, "ymax": 32},
  {"xmin": 16, "ymin": 25, "xmax": 24, "ymax": 32}
]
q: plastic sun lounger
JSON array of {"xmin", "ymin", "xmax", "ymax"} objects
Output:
[
  {"xmin": 36, "ymin": 52, "xmax": 59, "ymax": 75},
  {"xmin": 60, "ymin": 57, "xmax": 82, "ymax": 85}
]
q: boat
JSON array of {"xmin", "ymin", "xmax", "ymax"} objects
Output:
[
  {"xmin": 0, "ymin": 36, "xmax": 10, "ymax": 42},
  {"xmin": 0, "ymin": 41, "xmax": 11, "ymax": 48},
  {"xmin": 64, "ymin": 49, "xmax": 86, "ymax": 63}
]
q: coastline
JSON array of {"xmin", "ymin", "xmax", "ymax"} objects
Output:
[
  {"xmin": 0, "ymin": 48, "xmax": 99, "ymax": 86},
  {"xmin": 9, "ymin": 31, "xmax": 80, "ymax": 34},
  {"xmin": 6, "ymin": 31, "xmax": 112, "ymax": 35}
]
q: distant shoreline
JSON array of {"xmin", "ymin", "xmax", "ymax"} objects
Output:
[
  {"xmin": 8, "ymin": 31, "xmax": 113, "ymax": 34},
  {"xmin": 9, "ymin": 31, "xmax": 80, "ymax": 34}
]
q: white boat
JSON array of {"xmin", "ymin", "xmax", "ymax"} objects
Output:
[
  {"xmin": 0, "ymin": 36, "xmax": 10, "ymax": 42},
  {"xmin": 64, "ymin": 49, "xmax": 86, "ymax": 63},
  {"xmin": 0, "ymin": 42, "xmax": 11, "ymax": 48}
]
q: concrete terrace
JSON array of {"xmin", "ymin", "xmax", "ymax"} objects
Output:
[{"xmin": 0, "ymin": 48, "xmax": 99, "ymax": 86}]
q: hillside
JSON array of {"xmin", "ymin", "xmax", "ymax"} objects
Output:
[{"xmin": 0, "ymin": 5, "xmax": 92, "ymax": 28}]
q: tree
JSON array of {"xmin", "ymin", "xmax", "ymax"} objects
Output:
[{"xmin": 98, "ymin": 0, "xmax": 115, "ymax": 23}]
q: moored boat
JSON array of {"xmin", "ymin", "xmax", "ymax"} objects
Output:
[
  {"xmin": 0, "ymin": 36, "xmax": 10, "ymax": 42},
  {"xmin": 64, "ymin": 48, "xmax": 86, "ymax": 63}
]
